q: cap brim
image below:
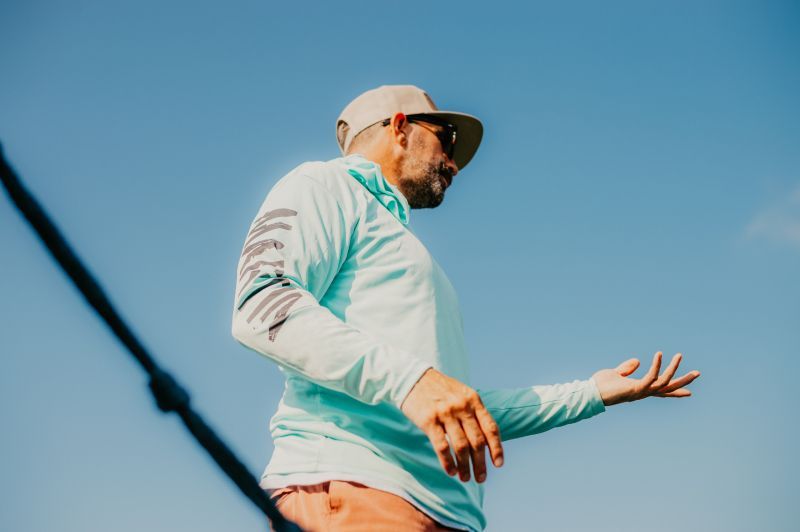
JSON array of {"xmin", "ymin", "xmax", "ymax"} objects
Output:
[{"xmin": 423, "ymin": 111, "xmax": 483, "ymax": 171}]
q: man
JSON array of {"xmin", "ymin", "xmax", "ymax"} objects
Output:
[{"xmin": 231, "ymin": 85, "xmax": 699, "ymax": 531}]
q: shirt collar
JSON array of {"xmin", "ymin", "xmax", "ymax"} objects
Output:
[{"xmin": 338, "ymin": 153, "xmax": 409, "ymax": 225}]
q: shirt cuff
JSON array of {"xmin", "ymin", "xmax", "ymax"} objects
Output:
[
  {"xmin": 390, "ymin": 359, "xmax": 433, "ymax": 410},
  {"xmin": 586, "ymin": 377, "xmax": 607, "ymax": 417}
]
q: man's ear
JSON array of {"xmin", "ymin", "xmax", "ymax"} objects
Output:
[{"xmin": 390, "ymin": 112, "xmax": 409, "ymax": 147}]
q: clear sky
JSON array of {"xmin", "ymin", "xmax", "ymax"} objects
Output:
[{"xmin": 1, "ymin": 1, "xmax": 798, "ymax": 531}]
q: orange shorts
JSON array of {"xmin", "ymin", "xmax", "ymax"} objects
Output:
[{"xmin": 269, "ymin": 480, "xmax": 461, "ymax": 531}]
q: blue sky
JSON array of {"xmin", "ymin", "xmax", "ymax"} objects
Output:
[{"xmin": 1, "ymin": 1, "xmax": 798, "ymax": 530}]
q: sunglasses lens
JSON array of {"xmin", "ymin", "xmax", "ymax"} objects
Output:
[{"xmin": 442, "ymin": 130, "xmax": 456, "ymax": 159}]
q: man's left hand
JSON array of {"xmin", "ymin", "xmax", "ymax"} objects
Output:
[{"xmin": 592, "ymin": 351, "xmax": 700, "ymax": 406}]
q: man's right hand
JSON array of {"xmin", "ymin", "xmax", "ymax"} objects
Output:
[{"xmin": 400, "ymin": 368, "xmax": 504, "ymax": 484}]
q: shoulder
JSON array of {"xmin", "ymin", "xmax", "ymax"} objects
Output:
[
  {"xmin": 261, "ymin": 158, "xmax": 367, "ymax": 228},
  {"xmin": 271, "ymin": 157, "xmax": 365, "ymax": 208}
]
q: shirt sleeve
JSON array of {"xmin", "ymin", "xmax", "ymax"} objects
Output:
[
  {"xmin": 231, "ymin": 171, "xmax": 432, "ymax": 408},
  {"xmin": 478, "ymin": 378, "xmax": 606, "ymax": 442}
]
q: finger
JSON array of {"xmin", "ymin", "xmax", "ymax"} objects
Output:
[
  {"xmin": 658, "ymin": 370, "xmax": 701, "ymax": 393},
  {"xmin": 616, "ymin": 359, "xmax": 640, "ymax": 377},
  {"xmin": 427, "ymin": 422, "xmax": 457, "ymax": 477},
  {"xmin": 444, "ymin": 418, "xmax": 472, "ymax": 481},
  {"xmin": 656, "ymin": 388, "xmax": 692, "ymax": 398},
  {"xmin": 473, "ymin": 402, "xmax": 504, "ymax": 469},
  {"xmin": 640, "ymin": 351, "xmax": 663, "ymax": 388},
  {"xmin": 460, "ymin": 415, "xmax": 488, "ymax": 482},
  {"xmin": 616, "ymin": 358, "xmax": 640, "ymax": 377},
  {"xmin": 649, "ymin": 353, "xmax": 682, "ymax": 392}
]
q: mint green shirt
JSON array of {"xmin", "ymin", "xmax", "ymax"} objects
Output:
[{"xmin": 231, "ymin": 154, "xmax": 605, "ymax": 531}]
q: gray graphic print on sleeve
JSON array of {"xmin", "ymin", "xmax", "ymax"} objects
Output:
[{"xmin": 236, "ymin": 208, "xmax": 302, "ymax": 341}]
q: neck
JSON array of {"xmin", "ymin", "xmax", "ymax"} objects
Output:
[{"xmin": 350, "ymin": 148, "xmax": 401, "ymax": 188}]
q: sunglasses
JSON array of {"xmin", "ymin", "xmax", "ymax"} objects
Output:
[{"xmin": 380, "ymin": 114, "xmax": 458, "ymax": 160}]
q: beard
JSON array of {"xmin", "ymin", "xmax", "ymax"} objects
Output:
[{"xmin": 395, "ymin": 157, "xmax": 454, "ymax": 209}]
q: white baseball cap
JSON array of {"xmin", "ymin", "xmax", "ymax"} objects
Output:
[{"xmin": 336, "ymin": 85, "xmax": 484, "ymax": 170}]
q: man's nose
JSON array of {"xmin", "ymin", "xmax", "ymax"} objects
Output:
[{"xmin": 445, "ymin": 156, "xmax": 459, "ymax": 177}]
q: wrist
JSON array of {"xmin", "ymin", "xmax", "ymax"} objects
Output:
[
  {"xmin": 587, "ymin": 377, "xmax": 608, "ymax": 413},
  {"xmin": 397, "ymin": 364, "xmax": 435, "ymax": 411}
]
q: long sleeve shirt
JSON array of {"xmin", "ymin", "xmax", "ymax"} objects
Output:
[{"xmin": 231, "ymin": 153, "xmax": 606, "ymax": 531}]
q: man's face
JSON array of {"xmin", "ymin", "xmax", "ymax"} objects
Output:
[{"xmin": 396, "ymin": 120, "xmax": 459, "ymax": 209}]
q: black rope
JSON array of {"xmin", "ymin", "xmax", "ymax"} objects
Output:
[{"xmin": 0, "ymin": 143, "xmax": 301, "ymax": 532}]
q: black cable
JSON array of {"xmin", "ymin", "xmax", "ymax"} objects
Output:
[{"xmin": 0, "ymin": 142, "xmax": 301, "ymax": 532}]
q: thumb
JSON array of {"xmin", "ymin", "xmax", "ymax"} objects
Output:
[{"xmin": 616, "ymin": 358, "xmax": 640, "ymax": 377}]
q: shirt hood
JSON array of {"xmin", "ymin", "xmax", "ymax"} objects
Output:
[{"xmin": 338, "ymin": 153, "xmax": 409, "ymax": 225}]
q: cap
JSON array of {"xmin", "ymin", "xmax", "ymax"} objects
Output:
[{"xmin": 336, "ymin": 85, "xmax": 483, "ymax": 170}]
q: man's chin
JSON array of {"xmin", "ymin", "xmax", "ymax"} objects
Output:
[
  {"xmin": 409, "ymin": 190, "xmax": 445, "ymax": 210},
  {"xmin": 399, "ymin": 172, "xmax": 447, "ymax": 209}
]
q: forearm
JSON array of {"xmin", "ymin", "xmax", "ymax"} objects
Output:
[
  {"xmin": 478, "ymin": 378, "xmax": 606, "ymax": 441},
  {"xmin": 232, "ymin": 283, "xmax": 431, "ymax": 408}
]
